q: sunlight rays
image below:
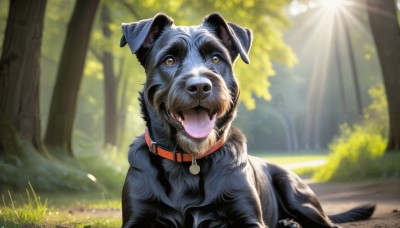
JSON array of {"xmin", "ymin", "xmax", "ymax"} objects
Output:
[
  {"xmin": 286, "ymin": 0, "xmax": 376, "ymax": 149},
  {"xmin": 320, "ymin": 0, "xmax": 346, "ymax": 12}
]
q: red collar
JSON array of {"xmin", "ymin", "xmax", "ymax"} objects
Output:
[{"xmin": 144, "ymin": 128, "xmax": 225, "ymax": 162}]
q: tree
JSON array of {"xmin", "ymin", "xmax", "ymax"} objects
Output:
[
  {"xmin": 100, "ymin": 3, "xmax": 118, "ymax": 147},
  {"xmin": 0, "ymin": 0, "xmax": 48, "ymax": 157},
  {"xmin": 45, "ymin": 0, "xmax": 99, "ymax": 156},
  {"xmin": 90, "ymin": 3, "xmax": 121, "ymax": 148},
  {"xmin": 366, "ymin": 0, "xmax": 400, "ymax": 152}
]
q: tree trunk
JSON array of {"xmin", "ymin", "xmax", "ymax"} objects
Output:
[
  {"xmin": 0, "ymin": 0, "xmax": 47, "ymax": 157},
  {"xmin": 100, "ymin": 3, "xmax": 118, "ymax": 148},
  {"xmin": 343, "ymin": 18, "xmax": 363, "ymax": 115},
  {"xmin": 334, "ymin": 18, "xmax": 347, "ymax": 113},
  {"xmin": 45, "ymin": 0, "xmax": 99, "ymax": 156},
  {"xmin": 366, "ymin": 0, "xmax": 400, "ymax": 152}
]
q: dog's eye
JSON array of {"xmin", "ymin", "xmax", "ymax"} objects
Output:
[
  {"xmin": 164, "ymin": 56, "xmax": 175, "ymax": 66},
  {"xmin": 211, "ymin": 55, "xmax": 221, "ymax": 64}
]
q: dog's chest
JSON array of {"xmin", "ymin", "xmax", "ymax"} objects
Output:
[
  {"xmin": 164, "ymin": 164, "xmax": 204, "ymax": 210},
  {"xmin": 161, "ymin": 163, "xmax": 233, "ymax": 226}
]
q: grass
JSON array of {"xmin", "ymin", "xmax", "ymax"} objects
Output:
[
  {"xmin": 0, "ymin": 183, "xmax": 48, "ymax": 227},
  {"xmin": 0, "ymin": 184, "xmax": 122, "ymax": 227},
  {"xmin": 253, "ymin": 150, "xmax": 329, "ymax": 177},
  {"xmin": 258, "ymin": 153, "xmax": 328, "ymax": 164},
  {"xmin": 0, "ymin": 143, "xmax": 127, "ymax": 227}
]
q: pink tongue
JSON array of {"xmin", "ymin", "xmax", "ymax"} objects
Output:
[{"xmin": 182, "ymin": 108, "xmax": 216, "ymax": 139}]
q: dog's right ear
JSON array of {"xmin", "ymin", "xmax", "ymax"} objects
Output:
[
  {"xmin": 203, "ymin": 14, "xmax": 253, "ymax": 64},
  {"xmin": 120, "ymin": 14, "xmax": 173, "ymax": 55}
]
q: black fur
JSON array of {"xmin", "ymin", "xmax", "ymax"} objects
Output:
[{"xmin": 120, "ymin": 13, "xmax": 375, "ymax": 227}]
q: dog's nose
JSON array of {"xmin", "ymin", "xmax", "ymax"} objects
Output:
[{"xmin": 185, "ymin": 77, "xmax": 212, "ymax": 99}]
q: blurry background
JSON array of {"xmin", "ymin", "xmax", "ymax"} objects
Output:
[{"xmin": 0, "ymin": 1, "xmax": 399, "ymax": 225}]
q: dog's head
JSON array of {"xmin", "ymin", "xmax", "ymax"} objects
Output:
[{"xmin": 121, "ymin": 13, "xmax": 252, "ymax": 155}]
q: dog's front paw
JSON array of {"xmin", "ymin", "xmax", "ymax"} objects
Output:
[{"xmin": 277, "ymin": 218, "xmax": 302, "ymax": 228}]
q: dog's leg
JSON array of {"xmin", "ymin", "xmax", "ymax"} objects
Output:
[
  {"xmin": 122, "ymin": 143, "xmax": 185, "ymax": 227},
  {"xmin": 266, "ymin": 163, "xmax": 340, "ymax": 228},
  {"xmin": 122, "ymin": 167, "xmax": 158, "ymax": 227}
]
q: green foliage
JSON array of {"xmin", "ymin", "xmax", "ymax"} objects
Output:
[
  {"xmin": 313, "ymin": 84, "xmax": 400, "ymax": 181},
  {"xmin": 0, "ymin": 0, "xmax": 9, "ymax": 53},
  {"xmin": 314, "ymin": 123, "xmax": 387, "ymax": 181},
  {"xmin": 0, "ymin": 183, "xmax": 47, "ymax": 227},
  {"xmin": 76, "ymin": 152, "xmax": 127, "ymax": 194},
  {"xmin": 0, "ymin": 138, "xmax": 90, "ymax": 192},
  {"xmin": 0, "ymin": 134, "xmax": 127, "ymax": 193}
]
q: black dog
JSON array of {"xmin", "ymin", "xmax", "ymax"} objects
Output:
[{"xmin": 120, "ymin": 13, "xmax": 375, "ymax": 227}]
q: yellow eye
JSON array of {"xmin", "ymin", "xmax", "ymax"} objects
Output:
[
  {"xmin": 164, "ymin": 56, "xmax": 175, "ymax": 66},
  {"xmin": 211, "ymin": 55, "xmax": 221, "ymax": 64}
]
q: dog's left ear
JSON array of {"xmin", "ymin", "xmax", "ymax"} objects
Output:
[{"xmin": 203, "ymin": 13, "xmax": 253, "ymax": 64}]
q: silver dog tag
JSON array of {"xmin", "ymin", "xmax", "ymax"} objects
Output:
[{"xmin": 189, "ymin": 155, "xmax": 200, "ymax": 175}]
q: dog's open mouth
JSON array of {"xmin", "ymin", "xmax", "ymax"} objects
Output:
[{"xmin": 171, "ymin": 107, "xmax": 217, "ymax": 139}]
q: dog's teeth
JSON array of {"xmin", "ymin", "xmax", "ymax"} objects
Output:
[
  {"xmin": 171, "ymin": 112, "xmax": 183, "ymax": 123},
  {"xmin": 171, "ymin": 112, "xmax": 181, "ymax": 122},
  {"xmin": 178, "ymin": 112, "xmax": 184, "ymax": 121},
  {"xmin": 209, "ymin": 112, "xmax": 215, "ymax": 120}
]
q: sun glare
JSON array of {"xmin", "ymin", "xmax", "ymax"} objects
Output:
[
  {"xmin": 286, "ymin": 0, "xmax": 372, "ymax": 148},
  {"xmin": 288, "ymin": 0, "xmax": 349, "ymax": 16},
  {"xmin": 321, "ymin": 0, "xmax": 345, "ymax": 11}
]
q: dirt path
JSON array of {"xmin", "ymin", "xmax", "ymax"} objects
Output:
[{"xmin": 308, "ymin": 179, "xmax": 400, "ymax": 228}]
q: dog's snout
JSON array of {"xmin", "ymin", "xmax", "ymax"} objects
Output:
[{"xmin": 185, "ymin": 77, "xmax": 212, "ymax": 98}]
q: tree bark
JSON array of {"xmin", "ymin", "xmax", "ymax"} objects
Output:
[
  {"xmin": 100, "ymin": 3, "xmax": 118, "ymax": 147},
  {"xmin": 45, "ymin": 0, "xmax": 99, "ymax": 156},
  {"xmin": 0, "ymin": 0, "xmax": 47, "ymax": 157},
  {"xmin": 366, "ymin": 0, "xmax": 400, "ymax": 152}
]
